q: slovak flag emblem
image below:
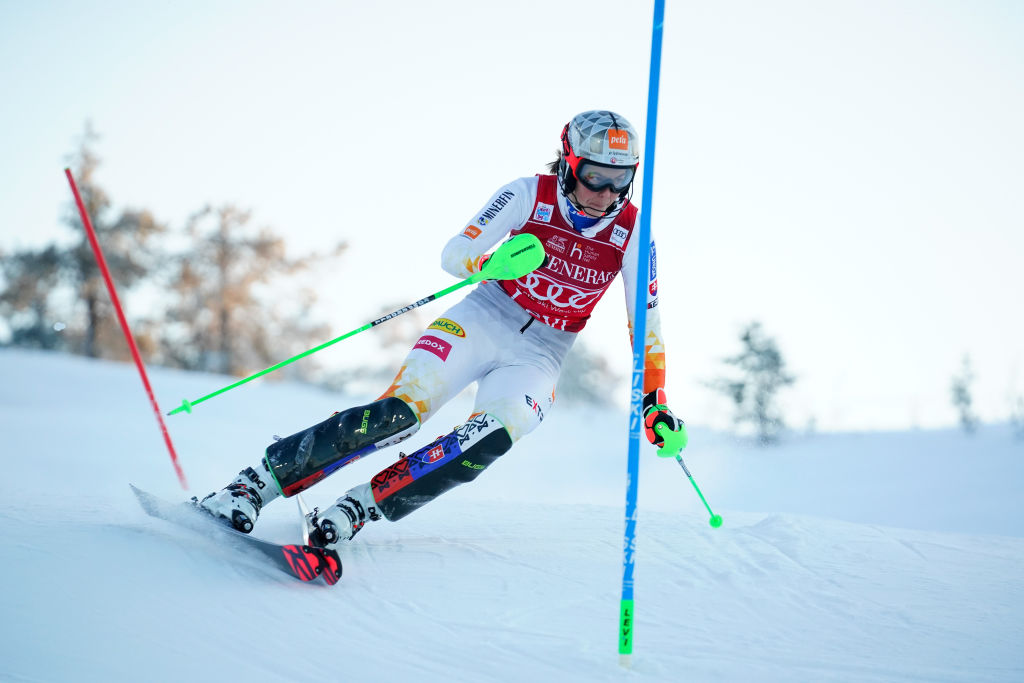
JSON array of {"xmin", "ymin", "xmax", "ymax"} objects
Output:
[{"xmin": 425, "ymin": 445, "xmax": 445, "ymax": 463}]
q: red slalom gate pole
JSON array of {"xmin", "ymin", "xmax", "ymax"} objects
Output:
[{"xmin": 64, "ymin": 168, "xmax": 189, "ymax": 490}]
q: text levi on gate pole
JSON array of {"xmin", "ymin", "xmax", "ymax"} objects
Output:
[
  {"xmin": 64, "ymin": 168, "xmax": 188, "ymax": 490},
  {"xmin": 619, "ymin": 0, "xmax": 666, "ymax": 667}
]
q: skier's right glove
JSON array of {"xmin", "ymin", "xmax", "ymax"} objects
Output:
[{"xmin": 643, "ymin": 388, "xmax": 686, "ymax": 451}]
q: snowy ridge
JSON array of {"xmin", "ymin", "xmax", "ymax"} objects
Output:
[{"xmin": 1, "ymin": 349, "xmax": 1022, "ymax": 682}]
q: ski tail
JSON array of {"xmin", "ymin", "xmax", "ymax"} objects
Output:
[{"xmin": 314, "ymin": 547, "xmax": 342, "ymax": 585}]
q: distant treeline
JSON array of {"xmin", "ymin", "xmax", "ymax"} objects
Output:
[
  {"xmin": 0, "ymin": 126, "xmax": 623, "ymax": 407},
  {"xmin": 0, "ymin": 126, "xmax": 345, "ymax": 382}
]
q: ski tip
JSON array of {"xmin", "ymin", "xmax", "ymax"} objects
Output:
[{"xmin": 128, "ymin": 484, "xmax": 163, "ymax": 518}]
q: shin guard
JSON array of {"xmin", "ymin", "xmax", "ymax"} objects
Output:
[
  {"xmin": 265, "ymin": 397, "xmax": 419, "ymax": 496},
  {"xmin": 370, "ymin": 413, "xmax": 513, "ymax": 521}
]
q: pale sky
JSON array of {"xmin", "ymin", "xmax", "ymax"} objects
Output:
[{"xmin": 1, "ymin": 0, "xmax": 1022, "ymax": 431}]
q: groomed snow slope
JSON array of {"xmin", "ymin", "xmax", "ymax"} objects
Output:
[{"xmin": 1, "ymin": 349, "xmax": 1022, "ymax": 682}]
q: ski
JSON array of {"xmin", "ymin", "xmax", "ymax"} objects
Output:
[{"xmin": 130, "ymin": 485, "xmax": 341, "ymax": 585}]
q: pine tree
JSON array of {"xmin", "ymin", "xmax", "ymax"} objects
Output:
[
  {"xmin": 950, "ymin": 355, "xmax": 978, "ymax": 434},
  {"xmin": 0, "ymin": 124, "xmax": 166, "ymax": 359},
  {"xmin": 66, "ymin": 126, "xmax": 167, "ymax": 358},
  {"xmin": 0, "ymin": 245, "xmax": 63, "ymax": 349},
  {"xmin": 1009, "ymin": 395, "xmax": 1024, "ymax": 441},
  {"xmin": 708, "ymin": 321, "xmax": 795, "ymax": 446},
  {"xmin": 156, "ymin": 204, "xmax": 345, "ymax": 378}
]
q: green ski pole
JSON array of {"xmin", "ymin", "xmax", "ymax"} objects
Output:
[
  {"xmin": 655, "ymin": 423, "xmax": 723, "ymax": 528},
  {"xmin": 168, "ymin": 233, "xmax": 546, "ymax": 416}
]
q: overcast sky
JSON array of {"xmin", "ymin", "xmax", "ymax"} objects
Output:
[{"xmin": 1, "ymin": 0, "xmax": 1021, "ymax": 431}]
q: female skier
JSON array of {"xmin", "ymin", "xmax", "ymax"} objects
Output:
[{"xmin": 200, "ymin": 110, "xmax": 685, "ymax": 546}]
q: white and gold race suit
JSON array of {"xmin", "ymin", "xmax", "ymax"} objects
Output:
[{"xmin": 380, "ymin": 174, "xmax": 666, "ymax": 443}]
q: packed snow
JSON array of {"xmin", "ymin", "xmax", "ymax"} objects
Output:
[{"xmin": 1, "ymin": 348, "xmax": 1022, "ymax": 682}]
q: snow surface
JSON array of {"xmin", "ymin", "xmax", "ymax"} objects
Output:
[{"xmin": 1, "ymin": 348, "xmax": 1022, "ymax": 682}]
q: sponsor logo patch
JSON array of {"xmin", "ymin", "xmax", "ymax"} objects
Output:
[
  {"xmin": 428, "ymin": 318, "xmax": 466, "ymax": 337},
  {"xmin": 477, "ymin": 190, "xmax": 516, "ymax": 226},
  {"xmin": 525, "ymin": 395, "xmax": 545, "ymax": 422},
  {"xmin": 533, "ymin": 202, "xmax": 553, "ymax": 223},
  {"xmin": 608, "ymin": 129, "xmax": 630, "ymax": 150},
  {"xmin": 414, "ymin": 335, "xmax": 451, "ymax": 361},
  {"xmin": 463, "ymin": 225, "xmax": 482, "ymax": 239},
  {"xmin": 547, "ymin": 236, "xmax": 568, "ymax": 254},
  {"xmin": 611, "ymin": 226, "xmax": 628, "ymax": 247},
  {"xmin": 544, "ymin": 255, "xmax": 616, "ymax": 288}
]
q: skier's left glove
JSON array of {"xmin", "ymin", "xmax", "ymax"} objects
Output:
[{"xmin": 643, "ymin": 388, "xmax": 686, "ymax": 450}]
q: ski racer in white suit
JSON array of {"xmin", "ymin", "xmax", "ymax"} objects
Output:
[{"xmin": 200, "ymin": 110, "xmax": 686, "ymax": 545}]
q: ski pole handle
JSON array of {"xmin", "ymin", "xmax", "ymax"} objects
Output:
[
  {"xmin": 477, "ymin": 232, "xmax": 546, "ymax": 280},
  {"xmin": 654, "ymin": 421, "xmax": 688, "ymax": 456}
]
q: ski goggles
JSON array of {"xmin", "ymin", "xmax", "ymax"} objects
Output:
[{"xmin": 575, "ymin": 160, "xmax": 636, "ymax": 193}]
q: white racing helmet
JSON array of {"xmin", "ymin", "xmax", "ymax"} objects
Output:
[{"xmin": 558, "ymin": 110, "xmax": 640, "ymax": 199}]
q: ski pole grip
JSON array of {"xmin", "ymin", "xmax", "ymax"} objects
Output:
[
  {"xmin": 477, "ymin": 233, "xmax": 546, "ymax": 281},
  {"xmin": 655, "ymin": 422, "xmax": 688, "ymax": 456}
]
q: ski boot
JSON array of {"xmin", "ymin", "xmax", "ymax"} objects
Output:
[
  {"xmin": 307, "ymin": 483, "xmax": 381, "ymax": 546},
  {"xmin": 199, "ymin": 462, "xmax": 281, "ymax": 533}
]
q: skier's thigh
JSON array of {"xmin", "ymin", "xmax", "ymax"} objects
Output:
[
  {"xmin": 383, "ymin": 312, "xmax": 494, "ymax": 423},
  {"xmin": 474, "ymin": 363, "xmax": 556, "ymax": 442}
]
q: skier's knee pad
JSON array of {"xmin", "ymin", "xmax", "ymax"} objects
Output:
[
  {"xmin": 370, "ymin": 413, "xmax": 513, "ymax": 521},
  {"xmin": 265, "ymin": 397, "xmax": 419, "ymax": 497}
]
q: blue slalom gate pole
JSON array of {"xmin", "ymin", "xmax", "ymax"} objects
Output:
[{"xmin": 619, "ymin": 0, "xmax": 665, "ymax": 666}]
